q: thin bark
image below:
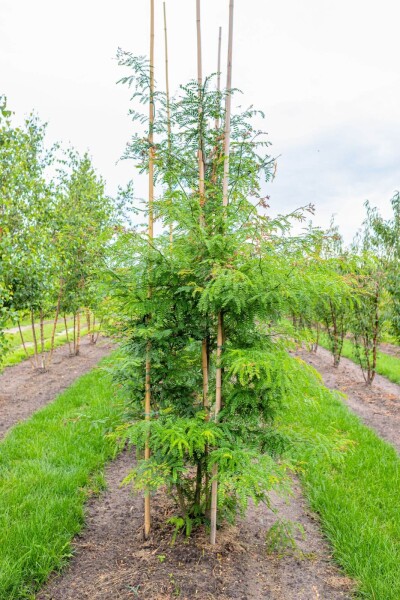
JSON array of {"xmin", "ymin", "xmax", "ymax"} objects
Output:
[
  {"xmin": 215, "ymin": 26, "xmax": 222, "ymax": 131},
  {"xmin": 18, "ymin": 322, "xmax": 35, "ymax": 369},
  {"xmin": 76, "ymin": 310, "xmax": 81, "ymax": 356},
  {"xmin": 30, "ymin": 309, "xmax": 39, "ymax": 370},
  {"xmin": 73, "ymin": 312, "xmax": 76, "ymax": 355},
  {"xmin": 39, "ymin": 309, "xmax": 45, "ymax": 370},
  {"xmin": 211, "ymin": 0, "xmax": 234, "ymax": 546},
  {"xmin": 94, "ymin": 317, "xmax": 102, "ymax": 344},
  {"xmin": 222, "ymin": 0, "xmax": 234, "ymax": 208},
  {"xmin": 48, "ymin": 283, "xmax": 63, "ymax": 366},
  {"xmin": 86, "ymin": 308, "xmax": 91, "ymax": 339},
  {"xmin": 163, "ymin": 2, "xmax": 173, "ymax": 245},
  {"xmin": 196, "ymin": 0, "xmax": 206, "ymax": 219},
  {"xmin": 64, "ymin": 314, "xmax": 72, "ymax": 356},
  {"xmin": 201, "ymin": 338, "xmax": 209, "ymax": 412},
  {"xmin": 144, "ymin": 0, "xmax": 155, "ymax": 541}
]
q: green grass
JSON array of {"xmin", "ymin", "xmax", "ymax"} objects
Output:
[
  {"xmin": 279, "ymin": 356, "xmax": 400, "ymax": 599},
  {"xmin": 318, "ymin": 333, "xmax": 400, "ymax": 385},
  {"xmin": 2, "ymin": 329, "xmax": 87, "ymax": 369},
  {"xmin": 5, "ymin": 320, "xmax": 72, "ymax": 350},
  {"xmin": 0, "ymin": 354, "xmax": 123, "ymax": 600}
]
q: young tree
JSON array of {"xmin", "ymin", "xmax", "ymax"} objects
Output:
[{"xmin": 112, "ymin": 27, "xmax": 319, "ymax": 541}]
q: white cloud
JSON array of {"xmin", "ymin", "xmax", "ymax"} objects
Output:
[{"xmin": 1, "ymin": 0, "xmax": 399, "ymax": 239}]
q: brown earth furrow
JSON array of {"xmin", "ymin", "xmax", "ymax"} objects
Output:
[
  {"xmin": 297, "ymin": 346, "xmax": 400, "ymax": 454},
  {"xmin": 37, "ymin": 452, "xmax": 353, "ymax": 600},
  {"xmin": 0, "ymin": 337, "xmax": 115, "ymax": 439}
]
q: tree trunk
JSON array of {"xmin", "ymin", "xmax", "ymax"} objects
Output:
[
  {"xmin": 76, "ymin": 310, "xmax": 81, "ymax": 356},
  {"xmin": 18, "ymin": 322, "xmax": 35, "ymax": 369},
  {"xmin": 64, "ymin": 314, "xmax": 72, "ymax": 356},
  {"xmin": 30, "ymin": 309, "xmax": 39, "ymax": 370},
  {"xmin": 144, "ymin": 0, "xmax": 155, "ymax": 540},
  {"xmin": 48, "ymin": 283, "xmax": 63, "ymax": 367},
  {"xmin": 210, "ymin": 0, "xmax": 234, "ymax": 546}
]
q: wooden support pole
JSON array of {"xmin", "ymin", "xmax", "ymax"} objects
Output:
[
  {"xmin": 163, "ymin": 2, "xmax": 173, "ymax": 245},
  {"xmin": 144, "ymin": 0, "xmax": 155, "ymax": 541},
  {"xmin": 210, "ymin": 0, "xmax": 234, "ymax": 546}
]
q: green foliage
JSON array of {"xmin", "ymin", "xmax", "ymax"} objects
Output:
[
  {"xmin": 0, "ymin": 97, "xmax": 118, "ymax": 367},
  {"xmin": 110, "ymin": 53, "xmax": 325, "ymax": 536},
  {"xmin": 265, "ymin": 518, "xmax": 305, "ymax": 555}
]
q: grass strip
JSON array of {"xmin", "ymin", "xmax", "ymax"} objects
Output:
[
  {"xmin": 279, "ymin": 356, "xmax": 400, "ymax": 599},
  {"xmin": 0, "ymin": 353, "xmax": 123, "ymax": 600},
  {"xmin": 318, "ymin": 333, "xmax": 400, "ymax": 385},
  {"xmin": 5, "ymin": 321, "xmax": 71, "ymax": 351}
]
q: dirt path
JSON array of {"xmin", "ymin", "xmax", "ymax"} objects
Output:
[
  {"xmin": 297, "ymin": 346, "xmax": 400, "ymax": 453},
  {"xmin": 380, "ymin": 342, "xmax": 400, "ymax": 358},
  {"xmin": 0, "ymin": 337, "xmax": 114, "ymax": 439},
  {"xmin": 38, "ymin": 450, "xmax": 353, "ymax": 600}
]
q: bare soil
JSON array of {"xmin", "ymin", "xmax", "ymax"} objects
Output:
[
  {"xmin": 0, "ymin": 337, "xmax": 114, "ymax": 439},
  {"xmin": 380, "ymin": 342, "xmax": 400, "ymax": 358},
  {"xmin": 37, "ymin": 449, "xmax": 354, "ymax": 600},
  {"xmin": 297, "ymin": 346, "xmax": 400, "ymax": 453}
]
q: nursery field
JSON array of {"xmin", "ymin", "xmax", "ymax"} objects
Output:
[
  {"xmin": 0, "ymin": 342, "xmax": 400, "ymax": 598},
  {"xmin": 2, "ymin": 0, "xmax": 400, "ymax": 599}
]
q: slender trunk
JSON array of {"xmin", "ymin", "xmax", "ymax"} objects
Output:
[
  {"xmin": 222, "ymin": 0, "xmax": 234, "ymax": 209},
  {"xmin": 210, "ymin": 0, "xmax": 234, "ymax": 546},
  {"xmin": 144, "ymin": 0, "xmax": 155, "ymax": 541},
  {"xmin": 90, "ymin": 314, "xmax": 96, "ymax": 343},
  {"xmin": 75, "ymin": 310, "xmax": 81, "ymax": 355},
  {"xmin": 194, "ymin": 460, "xmax": 202, "ymax": 511},
  {"xmin": 144, "ymin": 339, "xmax": 152, "ymax": 536},
  {"xmin": 48, "ymin": 283, "xmax": 63, "ymax": 367},
  {"xmin": 18, "ymin": 322, "xmax": 35, "ymax": 369},
  {"xmin": 86, "ymin": 308, "xmax": 91, "ymax": 339},
  {"xmin": 370, "ymin": 287, "xmax": 380, "ymax": 385},
  {"xmin": 30, "ymin": 309, "xmax": 39, "ymax": 369},
  {"xmin": 197, "ymin": 0, "xmax": 211, "ymax": 439},
  {"xmin": 73, "ymin": 312, "xmax": 76, "ymax": 355},
  {"xmin": 94, "ymin": 317, "xmax": 102, "ymax": 343},
  {"xmin": 196, "ymin": 0, "xmax": 206, "ymax": 220},
  {"xmin": 201, "ymin": 338, "xmax": 209, "ymax": 412},
  {"xmin": 210, "ymin": 311, "xmax": 224, "ymax": 544},
  {"xmin": 64, "ymin": 314, "xmax": 72, "ymax": 356},
  {"xmin": 216, "ymin": 26, "xmax": 222, "ymax": 129},
  {"xmin": 163, "ymin": 2, "xmax": 173, "ymax": 246},
  {"xmin": 39, "ymin": 309, "xmax": 45, "ymax": 370}
]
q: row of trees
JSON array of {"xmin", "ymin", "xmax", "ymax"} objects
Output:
[
  {"xmin": 0, "ymin": 96, "xmax": 116, "ymax": 370},
  {"xmin": 291, "ymin": 193, "xmax": 400, "ymax": 384}
]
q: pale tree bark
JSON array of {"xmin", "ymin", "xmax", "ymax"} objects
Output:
[
  {"xmin": 144, "ymin": 0, "xmax": 155, "ymax": 541},
  {"xmin": 211, "ymin": 0, "xmax": 234, "ymax": 546},
  {"xmin": 163, "ymin": 2, "xmax": 173, "ymax": 246}
]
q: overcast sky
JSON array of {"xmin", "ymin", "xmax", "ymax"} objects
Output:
[{"xmin": 1, "ymin": 0, "xmax": 399, "ymax": 241}]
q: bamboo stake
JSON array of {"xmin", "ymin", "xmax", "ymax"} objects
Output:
[
  {"xmin": 196, "ymin": 0, "xmax": 206, "ymax": 218},
  {"xmin": 210, "ymin": 0, "xmax": 234, "ymax": 546},
  {"xmin": 144, "ymin": 0, "xmax": 155, "ymax": 541},
  {"xmin": 215, "ymin": 26, "xmax": 222, "ymax": 131},
  {"xmin": 163, "ymin": 2, "xmax": 173, "ymax": 246},
  {"xmin": 222, "ymin": 0, "xmax": 234, "ymax": 208}
]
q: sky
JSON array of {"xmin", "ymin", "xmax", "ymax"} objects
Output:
[{"xmin": 1, "ymin": 0, "xmax": 399, "ymax": 242}]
